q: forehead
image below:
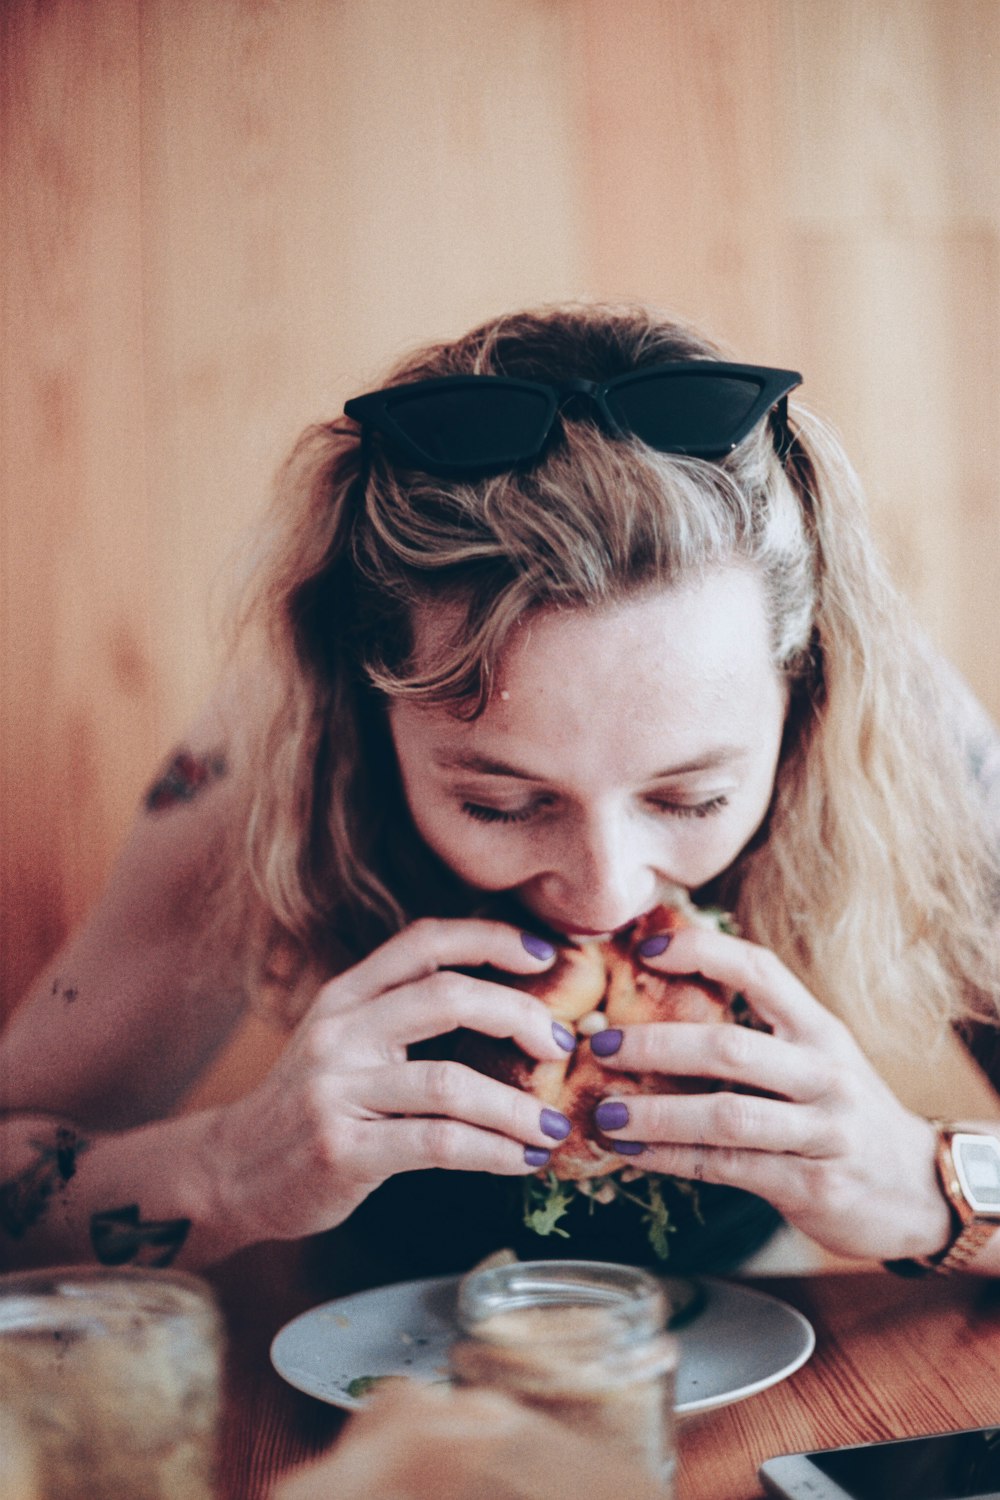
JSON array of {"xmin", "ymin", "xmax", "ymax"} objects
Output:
[{"xmin": 403, "ymin": 567, "xmax": 782, "ymax": 768}]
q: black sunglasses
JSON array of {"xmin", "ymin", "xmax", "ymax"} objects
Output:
[{"xmin": 344, "ymin": 361, "xmax": 802, "ymax": 476}]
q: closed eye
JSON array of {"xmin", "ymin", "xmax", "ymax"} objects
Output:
[
  {"xmin": 649, "ymin": 794, "xmax": 730, "ymax": 819},
  {"xmin": 460, "ymin": 800, "xmax": 544, "ymax": 825},
  {"xmin": 460, "ymin": 794, "xmax": 730, "ymax": 826}
]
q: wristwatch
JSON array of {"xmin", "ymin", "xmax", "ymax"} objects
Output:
[{"xmin": 886, "ymin": 1122, "xmax": 1000, "ymax": 1276}]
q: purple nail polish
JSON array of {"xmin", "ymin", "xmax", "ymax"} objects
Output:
[
  {"xmin": 540, "ymin": 1108, "xmax": 571, "ymax": 1141},
  {"xmin": 637, "ymin": 933, "xmax": 671, "ymax": 958},
  {"xmin": 612, "ymin": 1140, "xmax": 646, "ymax": 1156},
  {"xmin": 521, "ymin": 932, "xmax": 556, "ymax": 962},
  {"xmin": 590, "ymin": 1028, "xmax": 623, "ymax": 1058},
  {"xmin": 524, "ymin": 1145, "xmax": 551, "ymax": 1168},
  {"xmin": 552, "ymin": 1021, "xmax": 577, "ymax": 1052},
  {"xmin": 594, "ymin": 1099, "xmax": 630, "ymax": 1132}
]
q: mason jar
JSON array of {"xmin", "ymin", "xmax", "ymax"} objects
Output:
[
  {"xmin": 450, "ymin": 1259, "xmax": 677, "ymax": 1495},
  {"xmin": 0, "ymin": 1266, "xmax": 224, "ymax": 1500}
]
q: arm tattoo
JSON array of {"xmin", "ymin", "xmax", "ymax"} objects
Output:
[
  {"xmin": 144, "ymin": 746, "xmax": 228, "ymax": 814},
  {"xmin": 90, "ymin": 1204, "xmax": 191, "ymax": 1268},
  {"xmin": 0, "ymin": 1128, "xmax": 90, "ymax": 1240}
]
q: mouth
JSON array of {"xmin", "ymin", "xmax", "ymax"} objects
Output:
[
  {"xmin": 532, "ymin": 885, "xmax": 690, "ymax": 943},
  {"xmin": 541, "ymin": 916, "xmax": 642, "ymax": 943}
]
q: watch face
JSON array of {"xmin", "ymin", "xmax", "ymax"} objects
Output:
[{"xmin": 953, "ymin": 1133, "xmax": 1000, "ymax": 1215}]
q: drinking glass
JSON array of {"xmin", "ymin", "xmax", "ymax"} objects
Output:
[{"xmin": 0, "ymin": 1265, "xmax": 224, "ymax": 1499}]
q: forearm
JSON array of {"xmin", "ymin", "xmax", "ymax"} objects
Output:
[{"xmin": 0, "ymin": 1109, "xmax": 250, "ymax": 1273}]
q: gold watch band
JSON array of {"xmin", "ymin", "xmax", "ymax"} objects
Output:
[
  {"xmin": 929, "ymin": 1217, "xmax": 997, "ymax": 1275},
  {"xmin": 885, "ymin": 1121, "xmax": 1000, "ymax": 1278}
]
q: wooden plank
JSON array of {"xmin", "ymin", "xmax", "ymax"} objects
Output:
[
  {"xmin": 790, "ymin": 225, "xmax": 1000, "ymax": 720},
  {"xmin": 135, "ymin": 0, "xmax": 590, "ymax": 739},
  {"xmin": 1, "ymin": 0, "xmax": 154, "ymax": 1014},
  {"xmin": 572, "ymin": 0, "xmax": 796, "ymax": 361}
]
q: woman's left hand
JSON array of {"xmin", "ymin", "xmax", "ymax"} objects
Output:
[{"xmin": 590, "ymin": 924, "xmax": 952, "ymax": 1262}]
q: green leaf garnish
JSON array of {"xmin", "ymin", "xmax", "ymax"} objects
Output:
[
  {"xmin": 521, "ymin": 1169, "xmax": 704, "ymax": 1262},
  {"xmin": 346, "ymin": 1375, "xmax": 387, "ymax": 1398},
  {"xmin": 522, "ymin": 1171, "xmax": 574, "ymax": 1239}
]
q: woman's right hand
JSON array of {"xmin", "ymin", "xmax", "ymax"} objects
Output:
[{"xmin": 205, "ymin": 920, "xmax": 572, "ymax": 1248}]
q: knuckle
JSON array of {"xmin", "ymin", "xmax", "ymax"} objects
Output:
[
  {"xmin": 805, "ymin": 1053, "xmax": 836, "ymax": 1096},
  {"xmin": 716, "ymin": 1023, "xmax": 753, "ymax": 1072},
  {"xmin": 779, "ymin": 1161, "xmax": 819, "ymax": 1217},
  {"xmin": 300, "ymin": 1074, "xmax": 332, "ymax": 1130},
  {"xmin": 407, "ymin": 918, "xmax": 448, "ymax": 969},
  {"xmin": 510, "ymin": 993, "xmax": 549, "ymax": 1039},
  {"xmin": 304, "ymin": 1101, "xmax": 350, "ymax": 1171},
  {"xmin": 423, "ymin": 1061, "xmax": 468, "ymax": 1116},
  {"xmin": 793, "ymin": 1157, "xmax": 842, "ymax": 1217},
  {"xmin": 419, "ymin": 1117, "xmax": 465, "ymax": 1171},
  {"xmin": 817, "ymin": 1117, "xmax": 852, "ymax": 1159},
  {"xmin": 622, "ymin": 1027, "xmax": 657, "ymax": 1070},
  {"xmin": 300, "ymin": 1015, "xmax": 342, "ymax": 1066},
  {"xmin": 424, "ymin": 968, "xmax": 473, "ymax": 1017},
  {"xmin": 744, "ymin": 944, "xmax": 784, "ymax": 993},
  {"xmin": 710, "ymin": 1091, "xmax": 754, "ymax": 1144}
]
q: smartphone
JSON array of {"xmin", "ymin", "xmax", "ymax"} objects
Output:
[{"xmin": 759, "ymin": 1426, "xmax": 1000, "ymax": 1500}]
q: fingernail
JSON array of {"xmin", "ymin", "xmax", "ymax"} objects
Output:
[
  {"xmin": 524, "ymin": 1146, "xmax": 551, "ymax": 1168},
  {"xmin": 521, "ymin": 932, "xmax": 556, "ymax": 962},
  {"xmin": 590, "ymin": 1028, "xmax": 623, "ymax": 1058},
  {"xmin": 594, "ymin": 1100, "xmax": 630, "ymax": 1132},
  {"xmin": 613, "ymin": 1140, "xmax": 646, "ymax": 1156},
  {"xmin": 637, "ymin": 933, "xmax": 671, "ymax": 958},
  {"xmin": 552, "ymin": 1021, "xmax": 577, "ymax": 1052},
  {"xmin": 540, "ymin": 1108, "xmax": 571, "ymax": 1141}
]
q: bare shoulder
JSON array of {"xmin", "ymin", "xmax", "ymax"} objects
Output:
[{"xmin": 111, "ymin": 677, "xmax": 252, "ymax": 931}]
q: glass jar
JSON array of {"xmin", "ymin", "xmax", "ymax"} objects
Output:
[
  {"xmin": 450, "ymin": 1259, "xmax": 677, "ymax": 1494},
  {"xmin": 0, "ymin": 1265, "xmax": 224, "ymax": 1500}
]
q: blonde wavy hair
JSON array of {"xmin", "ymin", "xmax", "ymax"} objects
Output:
[{"xmin": 225, "ymin": 302, "xmax": 1000, "ymax": 1062}]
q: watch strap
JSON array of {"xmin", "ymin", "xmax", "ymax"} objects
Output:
[{"xmin": 885, "ymin": 1121, "xmax": 1000, "ymax": 1278}]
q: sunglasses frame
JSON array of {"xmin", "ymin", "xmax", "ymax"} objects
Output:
[{"xmin": 344, "ymin": 361, "xmax": 802, "ymax": 475}]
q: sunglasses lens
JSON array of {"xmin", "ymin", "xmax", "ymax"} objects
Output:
[
  {"xmin": 606, "ymin": 373, "xmax": 771, "ymax": 455},
  {"xmin": 384, "ymin": 384, "xmax": 553, "ymax": 467}
]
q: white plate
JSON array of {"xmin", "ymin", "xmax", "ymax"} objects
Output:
[{"xmin": 270, "ymin": 1274, "xmax": 814, "ymax": 1417}]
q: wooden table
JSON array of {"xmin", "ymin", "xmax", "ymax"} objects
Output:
[{"xmin": 210, "ymin": 1246, "xmax": 1000, "ymax": 1500}]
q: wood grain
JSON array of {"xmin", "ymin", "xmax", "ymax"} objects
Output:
[
  {"xmin": 4, "ymin": 0, "xmax": 1000, "ymax": 1023},
  {"xmin": 676, "ymin": 1274, "xmax": 1000, "ymax": 1499},
  {"xmin": 208, "ymin": 1255, "xmax": 1000, "ymax": 1500}
]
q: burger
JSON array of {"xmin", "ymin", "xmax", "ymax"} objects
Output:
[{"xmin": 452, "ymin": 886, "xmax": 761, "ymax": 1259}]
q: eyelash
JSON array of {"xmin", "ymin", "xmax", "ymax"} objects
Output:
[{"xmin": 460, "ymin": 795, "xmax": 730, "ymax": 826}]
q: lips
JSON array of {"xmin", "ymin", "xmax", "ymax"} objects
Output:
[{"xmin": 533, "ymin": 912, "xmax": 657, "ymax": 943}]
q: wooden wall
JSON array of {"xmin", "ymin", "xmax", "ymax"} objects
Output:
[{"xmin": 4, "ymin": 0, "xmax": 1000, "ymax": 1015}]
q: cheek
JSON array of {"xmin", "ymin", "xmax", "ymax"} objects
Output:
[
  {"xmin": 410, "ymin": 810, "xmax": 534, "ymax": 890},
  {"xmin": 395, "ymin": 773, "xmax": 522, "ymax": 883}
]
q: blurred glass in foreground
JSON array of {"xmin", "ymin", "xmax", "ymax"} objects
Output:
[
  {"xmin": 0, "ymin": 1266, "xmax": 223, "ymax": 1499},
  {"xmin": 451, "ymin": 1259, "xmax": 677, "ymax": 1494}
]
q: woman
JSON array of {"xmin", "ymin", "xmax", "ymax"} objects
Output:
[{"xmin": 3, "ymin": 302, "xmax": 999, "ymax": 1280}]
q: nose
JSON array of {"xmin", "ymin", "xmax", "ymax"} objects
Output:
[{"xmin": 537, "ymin": 807, "xmax": 660, "ymax": 934}]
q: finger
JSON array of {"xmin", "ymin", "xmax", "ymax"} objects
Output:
[
  {"xmin": 633, "ymin": 1141, "xmax": 815, "ymax": 1204},
  {"xmin": 349, "ymin": 1115, "xmax": 556, "ymax": 1178},
  {"xmin": 345, "ymin": 1061, "xmax": 572, "ymax": 1151},
  {"xmin": 314, "ymin": 918, "xmax": 557, "ymax": 1016},
  {"xmin": 591, "ymin": 1021, "xmax": 832, "ymax": 1102},
  {"xmin": 637, "ymin": 927, "xmax": 845, "ymax": 1046},
  {"xmin": 359, "ymin": 970, "xmax": 574, "ymax": 1061},
  {"xmin": 595, "ymin": 1088, "xmax": 831, "ymax": 1158}
]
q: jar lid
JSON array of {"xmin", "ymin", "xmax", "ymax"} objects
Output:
[{"xmin": 457, "ymin": 1259, "xmax": 668, "ymax": 1349}]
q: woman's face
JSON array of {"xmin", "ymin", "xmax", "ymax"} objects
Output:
[{"xmin": 389, "ymin": 565, "xmax": 788, "ymax": 939}]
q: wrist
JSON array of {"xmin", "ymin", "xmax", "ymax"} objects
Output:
[
  {"xmin": 186, "ymin": 1105, "xmax": 261, "ymax": 1265},
  {"xmin": 885, "ymin": 1121, "xmax": 1000, "ymax": 1277}
]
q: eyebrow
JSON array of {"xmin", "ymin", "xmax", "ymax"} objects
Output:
[{"xmin": 432, "ymin": 746, "xmax": 749, "ymax": 780}]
